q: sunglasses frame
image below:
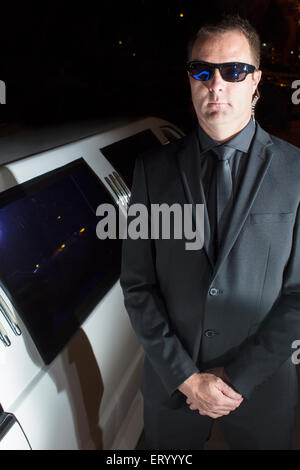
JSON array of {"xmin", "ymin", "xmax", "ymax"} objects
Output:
[{"xmin": 186, "ymin": 60, "xmax": 256, "ymax": 82}]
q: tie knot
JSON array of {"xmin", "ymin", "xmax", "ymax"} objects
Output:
[{"xmin": 213, "ymin": 145, "xmax": 235, "ymax": 161}]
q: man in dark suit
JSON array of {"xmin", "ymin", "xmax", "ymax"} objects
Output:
[{"xmin": 120, "ymin": 14, "xmax": 300, "ymax": 449}]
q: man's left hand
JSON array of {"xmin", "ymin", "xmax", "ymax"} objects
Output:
[{"xmin": 185, "ymin": 367, "xmax": 244, "ymax": 414}]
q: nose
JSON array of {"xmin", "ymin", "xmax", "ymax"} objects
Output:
[{"xmin": 207, "ymin": 67, "xmax": 225, "ymax": 92}]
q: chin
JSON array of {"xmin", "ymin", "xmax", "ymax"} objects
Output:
[{"xmin": 205, "ymin": 110, "xmax": 231, "ymax": 123}]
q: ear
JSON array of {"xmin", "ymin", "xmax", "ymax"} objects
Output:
[{"xmin": 252, "ymin": 69, "xmax": 262, "ymax": 96}]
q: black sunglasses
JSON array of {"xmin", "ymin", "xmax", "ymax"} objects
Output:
[{"xmin": 186, "ymin": 60, "xmax": 256, "ymax": 82}]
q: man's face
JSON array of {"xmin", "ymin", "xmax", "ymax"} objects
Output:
[{"xmin": 188, "ymin": 30, "xmax": 262, "ymax": 133}]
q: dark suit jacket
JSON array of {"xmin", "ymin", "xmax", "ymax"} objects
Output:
[{"xmin": 120, "ymin": 121, "xmax": 300, "ymax": 411}]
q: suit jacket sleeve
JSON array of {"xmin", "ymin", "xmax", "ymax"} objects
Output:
[
  {"xmin": 120, "ymin": 154, "xmax": 200, "ymax": 397},
  {"xmin": 225, "ymin": 202, "xmax": 300, "ymax": 399}
]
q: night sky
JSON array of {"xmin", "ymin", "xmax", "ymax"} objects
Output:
[{"xmin": 0, "ymin": 0, "xmax": 299, "ymax": 145}]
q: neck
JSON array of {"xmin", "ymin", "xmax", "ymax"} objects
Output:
[{"xmin": 198, "ymin": 115, "xmax": 252, "ymax": 144}]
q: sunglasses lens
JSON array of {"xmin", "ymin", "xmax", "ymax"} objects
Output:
[
  {"xmin": 188, "ymin": 64, "xmax": 214, "ymax": 81},
  {"xmin": 221, "ymin": 63, "xmax": 248, "ymax": 82},
  {"xmin": 188, "ymin": 62, "xmax": 253, "ymax": 82}
]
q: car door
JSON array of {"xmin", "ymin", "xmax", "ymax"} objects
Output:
[{"xmin": 0, "ymin": 404, "xmax": 31, "ymax": 450}]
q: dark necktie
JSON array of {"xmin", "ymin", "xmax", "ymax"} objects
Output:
[{"xmin": 213, "ymin": 145, "xmax": 235, "ymax": 248}]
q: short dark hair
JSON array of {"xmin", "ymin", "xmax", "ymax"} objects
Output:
[{"xmin": 187, "ymin": 14, "xmax": 261, "ymax": 68}]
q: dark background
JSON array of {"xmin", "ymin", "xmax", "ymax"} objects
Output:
[{"xmin": 0, "ymin": 0, "xmax": 299, "ymax": 145}]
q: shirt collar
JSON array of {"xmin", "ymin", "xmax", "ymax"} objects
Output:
[{"xmin": 197, "ymin": 116, "xmax": 256, "ymax": 154}]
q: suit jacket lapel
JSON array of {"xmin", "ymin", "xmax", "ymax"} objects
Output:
[
  {"xmin": 175, "ymin": 124, "xmax": 276, "ymax": 277},
  {"xmin": 176, "ymin": 130, "xmax": 214, "ymax": 269},
  {"xmin": 211, "ymin": 122, "xmax": 275, "ymax": 280}
]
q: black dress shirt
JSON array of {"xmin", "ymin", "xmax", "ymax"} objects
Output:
[{"xmin": 197, "ymin": 117, "xmax": 256, "ymax": 263}]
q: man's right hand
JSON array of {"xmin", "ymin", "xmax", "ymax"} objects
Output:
[{"xmin": 178, "ymin": 372, "xmax": 243, "ymax": 419}]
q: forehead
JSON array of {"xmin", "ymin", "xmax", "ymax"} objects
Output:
[{"xmin": 191, "ymin": 30, "xmax": 253, "ymax": 64}]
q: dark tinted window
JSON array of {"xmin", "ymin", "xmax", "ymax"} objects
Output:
[
  {"xmin": 100, "ymin": 129, "xmax": 161, "ymax": 189},
  {"xmin": 0, "ymin": 159, "xmax": 122, "ymax": 364},
  {"xmin": 160, "ymin": 126, "xmax": 183, "ymax": 142}
]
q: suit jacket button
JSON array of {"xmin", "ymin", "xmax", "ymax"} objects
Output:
[
  {"xmin": 209, "ymin": 287, "xmax": 219, "ymax": 296},
  {"xmin": 204, "ymin": 329, "xmax": 218, "ymax": 337}
]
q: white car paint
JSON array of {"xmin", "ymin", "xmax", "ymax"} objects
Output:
[{"xmin": 0, "ymin": 116, "xmax": 184, "ymax": 450}]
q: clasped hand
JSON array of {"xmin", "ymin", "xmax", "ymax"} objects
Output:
[{"xmin": 178, "ymin": 368, "xmax": 243, "ymax": 419}]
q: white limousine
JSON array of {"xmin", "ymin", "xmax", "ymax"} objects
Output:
[{"xmin": 0, "ymin": 116, "xmax": 184, "ymax": 450}]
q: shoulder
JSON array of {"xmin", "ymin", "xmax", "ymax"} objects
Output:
[
  {"xmin": 256, "ymin": 122, "xmax": 300, "ymax": 169},
  {"xmin": 257, "ymin": 121, "xmax": 300, "ymax": 157},
  {"xmin": 269, "ymin": 134, "xmax": 300, "ymax": 177},
  {"xmin": 138, "ymin": 130, "xmax": 197, "ymax": 172},
  {"xmin": 269, "ymin": 134, "xmax": 299, "ymax": 157}
]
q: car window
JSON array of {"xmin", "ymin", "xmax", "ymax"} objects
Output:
[
  {"xmin": 100, "ymin": 129, "xmax": 162, "ymax": 189},
  {"xmin": 0, "ymin": 158, "xmax": 122, "ymax": 364}
]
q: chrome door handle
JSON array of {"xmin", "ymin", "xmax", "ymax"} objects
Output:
[
  {"xmin": 0, "ymin": 297, "xmax": 21, "ymax": 337},
  {"xmin": 0, "ymin": 408, "xmax": 32, "ymax": 449},
  {"xmin": 0, "ymin": 319, "xmax": 11, "ymax": 347},
  {"xmin": 0, "ymin": 411, "xmax": 16, "ymax": 441}
]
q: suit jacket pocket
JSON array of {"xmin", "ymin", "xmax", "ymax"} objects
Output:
[{"xmin": 249, "ymin": 212, "xmax": 294, "ymax": 224}]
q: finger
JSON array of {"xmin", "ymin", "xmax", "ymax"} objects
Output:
[
  {"xmin": 191, "ymin": 400, "xmax": 235, "ymax": 414},
  {"xmin": 214, "ymin": 394, "xmax": 243, "ymax": 410},
  {"xmin": 187, "ymin": 393, "xmax": 242, "ymax": 413},
  {"xmin": 208, "ymin": 408, "xmax": 231, "ymax": 415},
  {"xmin": 202, "ymin": 406, "xmax": 234, "ymax": 418},
  {"xmin": 191, "ymin": 400, "xmax": 234, "ymax": 416},
  {"xmin": 213, "ymin": 401, "xmax": 242, "ymax": 413},
  {"xmin": 188, "ymin": 405, "xmax": 197, "ymax": 410},
  {"xmin": 206, "ymin": 403, "xmax": 238, "ymax": 413},
  {"xmin": 188, "ymin": 397, "xmax": 239, "ymax": 413},
  {"xmin": 205, "ymin": 394, "xmax": 243, "ymax": 412},
  {"xmin": 217, "ymin": 381, "xmax": 243, "ymax": 401},
  {"xmin": 199, "ymin": 409, "xmax": 223, "ymax": 419},
  {"xmin": 208, "ymin": 412, "xmax": 225, "ymax": 419},
  {"xmin": 188, "ymin": 402, "xmax": 200, "ymax": 411}
]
